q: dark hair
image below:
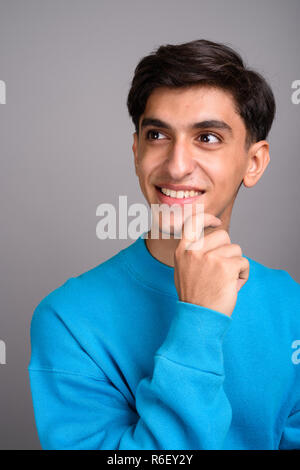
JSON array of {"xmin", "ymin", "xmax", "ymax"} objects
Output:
[{"xmin": 127, "ymin": 39, "xmax": 276, "ymax": 146}]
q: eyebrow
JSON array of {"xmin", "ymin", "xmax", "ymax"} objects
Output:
[{"xmin": 140, "ymin": 117, "xmax": 233, "ymax": 135}]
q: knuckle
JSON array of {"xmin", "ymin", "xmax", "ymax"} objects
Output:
[
  {"xmin": 204, "ymin": 250, "xmax": 220, "ymax": 266},
  {"xmin": 203, "ymin": 250, "xmax": 213, "ymax": 262},
  {"xmin": 185, "ymin": 246, "xmax": 200, "ymax": 258},
  {"xmin": 217, "ymin": 229, "xmax": 231, "ymax": 244},
  {"xmin": 215, "ymin": 255, "xmax": 233, "ymax": 276},
  {"xmin": 232, "ymin": 243, "xmax": 243, "ymax": 256},
  {"xmin": 220, "ymin": 259, "xmax": 231, "ymax": 276}
]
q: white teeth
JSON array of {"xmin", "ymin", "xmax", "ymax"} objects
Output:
[{"xmin": 160, "ymin": 187, "xmax": 202, "ymax": 198}]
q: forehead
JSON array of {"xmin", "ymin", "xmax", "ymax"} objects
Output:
[{"xmin": 141, "ymin": 85, "xmax": 244, "ymax": 133}]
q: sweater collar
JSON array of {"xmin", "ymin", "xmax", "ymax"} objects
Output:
[
  {"xmin": 121, "ymin": 232, "xmax": 178, "ymax": 298},
  {"xmin": 121, "ymin": 232, "xmax": 253, "ymax": 299}
]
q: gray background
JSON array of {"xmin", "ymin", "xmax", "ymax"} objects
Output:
[{"xmin": 0, "ymin": 0, "xmax": 299, "ymax": 450}]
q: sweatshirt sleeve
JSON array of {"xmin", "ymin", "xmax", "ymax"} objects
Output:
[
  {"xmin": 28, "ymin": 298, "xmax": 233, "ymax": 450},
  {"xmin": 279, "ymin": 402, "xmax": 300, "ymax": 450}
]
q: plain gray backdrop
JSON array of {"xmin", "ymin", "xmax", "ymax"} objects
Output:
[{"xmin": 0, "ymin": 0, "xmax": 299, "ymax": 449}]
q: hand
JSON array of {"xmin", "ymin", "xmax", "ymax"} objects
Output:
[{"xmin": 173, "ymin": 210, "xmax": 249, "ymax": 317}]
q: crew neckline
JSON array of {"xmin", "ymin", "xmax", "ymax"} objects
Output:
[
  {"xmin": 121, "ymin": 232, "xmax": 178, "ymax": 297},
  {"xmin": 121, "ymin": 232, "xmax": 253, "ymax": 298}
]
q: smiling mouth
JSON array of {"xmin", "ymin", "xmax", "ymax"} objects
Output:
[
  {"xmin": 155, "ymin": 185, "xmax": 205, "ymax": 201},
  {"xmin": 154, "ymin": 186, "xmax": 206, "ymax": 207}
]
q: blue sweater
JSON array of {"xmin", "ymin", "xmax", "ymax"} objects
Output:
[{"xmin": 28, "ymin": 234, "xmax": 300, "ymax": 450}]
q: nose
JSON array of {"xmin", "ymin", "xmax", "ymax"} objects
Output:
[{"xmin": 163, "ymin": 136, "xmax": 196, "ymax": 181}]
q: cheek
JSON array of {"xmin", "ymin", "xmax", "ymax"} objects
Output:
[
  {"xmin": 208, "ymin": 151, "xmax": 244, "ymax": 187},
  {"xmin": 205, "ymin": 159, "xmax": 242, "ymax": 209},
  {"xmin": 136, "ymin": 158, "xmax": 156, "ymax": 198},
  {"xmin": 205, "ymin": 159, "xmax": 230, "ymax": 189},
  {"xmin": 138, "ymin": 151, "xmax": 160, "ymax": 181},
  {"xmin": 137, "ymin": 162, "xmax": 151, "ymax": 190}
]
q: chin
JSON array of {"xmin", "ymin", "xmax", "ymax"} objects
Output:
[{"xmin": 150, "ymin": 218, "xmax": 184, "ymax": 240}]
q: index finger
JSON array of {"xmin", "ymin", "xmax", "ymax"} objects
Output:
[{"xmin": 180, "ymin": 204, "xmax": 222, "ymax": 248}]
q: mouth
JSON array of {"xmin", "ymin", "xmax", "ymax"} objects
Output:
[{"xmin": 155, "ymin": 185, "xmax": 206, "ymax": 205}]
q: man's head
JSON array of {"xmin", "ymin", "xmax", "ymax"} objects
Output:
[{"xmin": 127, "ymin": 39, "xmax": 276, "ymax": 236}]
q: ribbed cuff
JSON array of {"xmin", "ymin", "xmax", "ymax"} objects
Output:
[{"xmin": 155, "ymin": 300, "xmax": 232, "ymax": 374}]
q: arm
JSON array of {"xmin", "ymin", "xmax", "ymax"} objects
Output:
[
  {"xmin": 28, "ymin": 298, "xmax": 232, "ymax": 450},
  {"xmin": 279, "ymin": 402, "xmax": 300, "ymax": 450}
]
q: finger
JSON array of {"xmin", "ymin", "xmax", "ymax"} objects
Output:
[
  {"xmin": 236, "ymin": 278, "xmax": 245, "ymax": 292},
  {"xmin": 232, "ymin": 256, "xmax": 250, "ymax": 290},
  {"xmin": 206, "ymin": 243, "xmax": 242, "ymax": 258},
  {"xmin": 181, "ymin": 209, "xmax": 222, "ymax": 247},
  {"xmin": 238, "ymin": 257, "xmax": 250, "ymax": 280},
  {"xmin": 186, "ymin": 228, "xmax": 231, "ymax": 253}
]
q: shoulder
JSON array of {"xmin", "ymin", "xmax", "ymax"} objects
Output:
[
  {"xmin": 246, "ymin": 254, "xmax": 300, "ymax": 290},
  {"xmin": 37, "ymin": 247, "xmax": 127, "ymax": 310},
  {"xmin": 29, "ymin": 246, "xmax": 130, "ymax": 375},
  {"xmin": 30, "ymin": 246, "xmax": 131, "ymax": 337},
  {"xmin": 245, "ymin": 255, "xmax": 300, "ymax": 317}
]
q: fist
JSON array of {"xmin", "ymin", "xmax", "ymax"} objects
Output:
[{"xmin": 174, "ymin": 211, "xmax": 249, "ymax": 317}]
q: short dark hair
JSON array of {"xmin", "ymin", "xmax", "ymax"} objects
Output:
[{"xmin": 127, "ymin": 39, "xmax": 276, "ymax": 146}]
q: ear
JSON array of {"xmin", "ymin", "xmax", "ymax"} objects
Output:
[
  {"xmin": 132, "ymin": 132, "xmax": 139, "ymax": 176},
  {"xmin": 243, "ymin": 140, "xmax": 270, "ymax": 188}
]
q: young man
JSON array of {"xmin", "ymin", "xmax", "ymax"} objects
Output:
[{"xmin": 28, "ymin": 39, "xmax": 300, "ymax": 450}]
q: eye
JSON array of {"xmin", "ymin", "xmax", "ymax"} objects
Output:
[
  {"xmin": 146, "ymin": 129, "xmax": 166, "ymax": 140},
  {"xmin": 198, "ymin": 133, "xmax": 221, "ymax": 144}
]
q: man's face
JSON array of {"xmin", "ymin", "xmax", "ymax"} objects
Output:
[{"xmin": 132, "ymin": 85, "xmax": 252, "ymax": 237}]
